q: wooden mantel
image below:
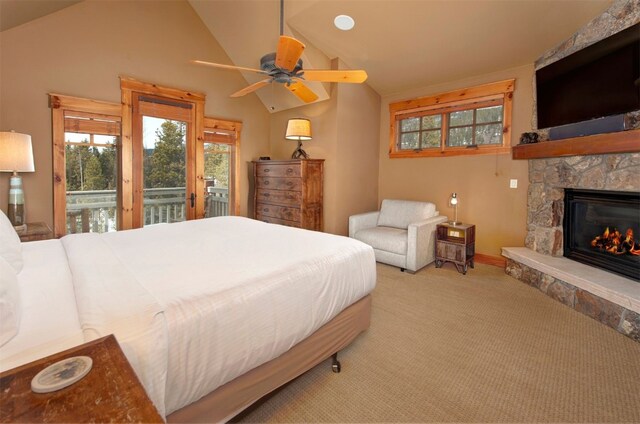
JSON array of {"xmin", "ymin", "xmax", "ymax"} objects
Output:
[{"xmin": 512, "ymin": 129, "xmax": 640, "ymax": 160}]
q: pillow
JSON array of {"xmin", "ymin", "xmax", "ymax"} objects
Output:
[
  {"xmin": 0, "ymin": 209, "xmax": 23, "ymax": 273},
  {"xmin": 0, "ymin": 255, "xmax": 21, "ymax": 347},
  {"xmin": 377, "ymin": 199, "xmax": 437, "ymax": 230}
]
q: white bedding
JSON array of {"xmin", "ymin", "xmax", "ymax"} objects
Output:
[{"xmin": 0, "ymin": 217, "xmax": 376, "ymax": 418}]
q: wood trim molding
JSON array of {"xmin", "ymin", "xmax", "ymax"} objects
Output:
[
  {"xmin": 120, "ymin": 76, "xmax": 205, "ymax": 102},
  {"xmin": 512, "ymin": 129, "xmax": 640, "ymax": 159},
  {"xmin": 474, "ymin": 253, "xmax": 506, "ymax": 268},
  {"xmin": 48, "ymin": 93, "xmax": 122, "ymax": 238}
]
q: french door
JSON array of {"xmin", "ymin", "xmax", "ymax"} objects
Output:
[{"xmin": 132, "ymin": 93, "xmax": 196, "ymax": 227}]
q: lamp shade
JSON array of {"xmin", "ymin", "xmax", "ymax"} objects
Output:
[
  {"xmin": 0, "ymin": 131, "xmax": 35, "ymax": 173},
  {"xmin": 285, "ymin": 118, "xmax": 312, "ymax": 141}
]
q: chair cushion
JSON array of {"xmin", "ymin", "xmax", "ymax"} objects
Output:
[
  {"xmin": 377, "ymin": 199, "xmax": 437, "ymax": 230},
  {"xmin": 354, "ymin": 226, "xmax": 408, "ymax": 256}
]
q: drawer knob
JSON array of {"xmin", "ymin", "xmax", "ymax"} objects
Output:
[
  {"xmin": 263, "ymin": 208, "xmax": 269, "ymax": 212},
  {"xmin": 263, "ymin": 192, "xmax": 270, "ymax": 197},
  {"xmin": 286, "ymin": 168, "xmax": 293, "ymax": 174},
  {"xmin": 264, "ymin": 168, "xmax": 270, "ymax": 173},
  {"xmin": 263, "ymin": 180, "xmax": 270, "ymax": 185},
  {"xmin": 287, "ymin": 181, "xmax": 293, "ymax": 186}
]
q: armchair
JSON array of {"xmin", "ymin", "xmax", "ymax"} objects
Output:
[{"xmin": 349, "ymin": 199, "xmax": 447, "ymax": 273}]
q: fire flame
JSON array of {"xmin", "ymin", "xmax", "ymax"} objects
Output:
[{"xmin": 591, "ymin": 227, "xmax": 640, "ymax": 256}]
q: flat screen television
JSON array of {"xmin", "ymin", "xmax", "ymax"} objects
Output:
[{"xmin": 536, "ymin": 23, "xmax": 640, "ymax": 130}]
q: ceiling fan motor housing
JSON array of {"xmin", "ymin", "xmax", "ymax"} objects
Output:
[{"xmin": 260, "ymin": 52, "xmax": 303, "ymax": 83}]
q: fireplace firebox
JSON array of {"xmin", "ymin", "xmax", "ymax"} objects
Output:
[{"xmin": 564, "ymin": 189, "xmax": 640, "ymax": 282}]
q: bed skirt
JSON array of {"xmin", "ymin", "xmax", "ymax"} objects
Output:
[{"xmin": 167, "ymin": 294, "xmax": 372, "ymax": 423}]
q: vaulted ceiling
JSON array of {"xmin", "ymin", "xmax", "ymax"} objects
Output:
[{"xmin": 1, "ymin": 0, "xmax": 613, "ymax": 112}]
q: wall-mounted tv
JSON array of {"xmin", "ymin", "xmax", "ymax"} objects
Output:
[{"xmin": 536, "ymin": 23, "xmax": 640, "ymax": 130}]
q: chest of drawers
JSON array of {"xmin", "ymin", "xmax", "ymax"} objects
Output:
[{"xmin": 253, "ymin": 159, "xmax": 324, "ymax": 231}]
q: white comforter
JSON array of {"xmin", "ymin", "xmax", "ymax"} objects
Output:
[{"xmin": 3, "ymin": 217, "xmax": 376, "ymax": 418}]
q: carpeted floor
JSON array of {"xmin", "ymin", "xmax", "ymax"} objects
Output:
[{"xmin": 234, "ymin": 263, "xmax": 640, "ymax": 423}]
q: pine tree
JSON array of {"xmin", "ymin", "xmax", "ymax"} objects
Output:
[{"xmin": 146, "ymin": 121, "xmax": 186, "ymax": 188}]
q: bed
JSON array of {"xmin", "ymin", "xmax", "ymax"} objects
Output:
[{"xmin": 0, "ymin": 212, "xmax": 376, "ymax": 422}]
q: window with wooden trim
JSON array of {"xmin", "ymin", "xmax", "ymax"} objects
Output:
[
  {"xmin": 389, "ymin": 79, "xmax": 514, "ymax": 158},
  {"xmin": 51, "ymin": 94, "xmax": 122, "ymax": 238},
  {"xmin": 51, "ymin": 78, "xmax": 241, "ymax": 237}
]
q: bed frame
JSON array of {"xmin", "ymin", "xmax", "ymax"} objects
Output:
[{"xmin": 167, "ymin": 294, "xmax": 372, "ymax": 423}]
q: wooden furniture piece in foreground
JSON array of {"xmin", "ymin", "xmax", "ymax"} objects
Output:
[
  {"xmin": 435, "ymin": 223, "xmax": 475, "ymax": 274},
  {"xmin": 0, "ymin": 335, "xmax": 162, "ymax": 423},
  {"xmin": 15, "ymin": 222, "xmax": 52, "ymax": 242},
  {"xmin": 253, "ymin": 159, "xmax": 324, "ymax": 231}
]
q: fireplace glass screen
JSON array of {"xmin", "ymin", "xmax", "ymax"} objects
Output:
[{"xmin": 564, "ymin": 189, "xmax": 640, "ymax": 281}]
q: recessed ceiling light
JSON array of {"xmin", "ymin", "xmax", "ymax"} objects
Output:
[{"xmin": 334, "ymin": 15, "xmax": 355, "ymax": 31}]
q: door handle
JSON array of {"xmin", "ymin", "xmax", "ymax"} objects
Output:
[{"xmin": 190, "ymin": 192, "xmax": 195, "ymax": 208}]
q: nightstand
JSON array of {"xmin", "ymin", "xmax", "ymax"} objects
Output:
[
  {"xmin": 15, "ymin": 222, "xmax": 52, "ymax": 242},
  {"xmin": 435, "ymin": 223, "xmax": 475, "ymax": 274},
  {"xmin": 0, "ymin": 334, "xmax": 163, "ymax": 423}
]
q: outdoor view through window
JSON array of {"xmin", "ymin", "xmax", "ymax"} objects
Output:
[{"xmin": 65, "ymin": 117, "xmax": 230, "ymax": 233}]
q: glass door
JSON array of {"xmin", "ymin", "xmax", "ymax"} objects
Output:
[{"xmin": 132, "ymin": 94, "xmax": 195, "ymax": 227}]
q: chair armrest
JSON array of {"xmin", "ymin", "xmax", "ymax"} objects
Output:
[
  {"xmin": 406, "ymin": 215, "xmax": 448, "ymax": 271},
  {"xmin": 348, "ymin": 211, "xmax": 380, "ymax": 238}
]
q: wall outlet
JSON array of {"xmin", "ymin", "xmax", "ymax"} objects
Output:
[{"xmin": 510, "ymin": 179, "xmax": 518, "ymax": 189}]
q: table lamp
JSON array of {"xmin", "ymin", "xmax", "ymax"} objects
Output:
[
  {"xmin": 0, "ymin": 131, "xmax": 35, "ymax": 230},
  {"xmin": 286, "ymin": 118, "xmax": 312, "ymax": 159},
  {"xmin": 449, "ymin": 192, "xmax": 460, "ymax": 226}
]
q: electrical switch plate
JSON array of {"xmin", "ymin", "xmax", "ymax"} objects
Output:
[{"xmin": 510, "ymin": 179, "xmax": 518, "ymax": 189}]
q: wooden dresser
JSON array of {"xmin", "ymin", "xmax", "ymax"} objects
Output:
[{"xmin": 253, "ymin": 159, "xmax": 324, "ymax": 231}]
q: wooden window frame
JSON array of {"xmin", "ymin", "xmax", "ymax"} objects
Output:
[
  {"xmin": 389, "ymin": 79, "xmax": 515, "ymax": 158},
  {"xmin": 50, "ymin": 94, "xmax": 122, "ymax": 238},
  {"xmin": 120, "ymin": 77, "xmax": 206, "ymax": 228},
  {"xmin": 52, "ymin": 77, "xmax": 244, "ymax": 237},
  {"xmin": 203, "ymin": 117, "xmax": 242, "ymax": 216}
]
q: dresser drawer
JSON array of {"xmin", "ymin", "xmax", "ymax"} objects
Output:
[
  {"xmin": 256, "ymin": 214, "xmax": 301, "ymax": 228},
  {"xmin": 256, "ymin": 189, "xmax": 301, "ymax": 206},
  {"xmin": 255, "ymin": 177, "xmax": 302, "ymax": 191},
  {"xmin": 256, "ymin": 202, "xmax": 300, "ymax": 222},
  {"xmin": 255, "ymin": 164, "xmax": 301, "ymax": 178}
]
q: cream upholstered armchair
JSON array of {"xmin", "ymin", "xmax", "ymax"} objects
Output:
[{"xmin": 349, "ymin": 199, "xmax": 448, "ymax": 273}]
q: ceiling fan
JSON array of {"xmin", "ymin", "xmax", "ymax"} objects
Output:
[{"xmin": 192, "ymin": 0, "xmax": 367, "ymax": 103}]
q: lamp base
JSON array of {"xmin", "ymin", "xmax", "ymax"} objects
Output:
[
  {"xmin": 13, "ymin": 223, "xmax": 27, "ymax": 233},
  {"xmin": 448, "ymin": 221, "xmax": 462, "ymax": 226},
  {"xmin": 291, "ymin": 141, "xmax": 309, "ymax": 159}
]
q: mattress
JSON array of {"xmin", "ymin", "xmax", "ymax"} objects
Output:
[{"xmin": 5, "ymin": 217, "xmax": 376, "ymax": 418}]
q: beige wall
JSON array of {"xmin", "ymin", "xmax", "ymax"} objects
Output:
[
  {"xmin": 379, "ymin": 64, "xmax": 534, "ymax": 258},
  {"xmin": 0, "ymin": 0, "xmax": 271, "ymax": 226},
  {"xmin": 269, "ymin": 62, "xmax": 380, "ymax": 235}
]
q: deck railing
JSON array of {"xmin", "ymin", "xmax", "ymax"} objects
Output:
[{"xmin": 66, "ymin": 186, "xmax": 229, "ymax": 233}]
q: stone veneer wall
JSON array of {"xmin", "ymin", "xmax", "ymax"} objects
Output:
[
  {"xmin": 531, "ymin": 0, "xmax": 640, "ymax": 136},
  {"xmin": 505, "ymin": 0, "xmax": 640, "ymax": 343},
  {"xmin": 526, "ymin": 0, "xmax": 640, "ymax": 255},
  {"xmin": 526, "ymin": 153, "xmax": 640, "ymax": 256},
  {"xmin": 505, "ymin": 259, "xmax": 640, "ymax": 342}
]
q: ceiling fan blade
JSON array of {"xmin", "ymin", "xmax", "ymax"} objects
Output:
[
  {"xmin": 286, "ymin": 81, "xmax": 319, "ymax": 103},
  {"xmin": 302, "ymin": 69, "xmax": 368, "ymax": 83},
  {"xmin": 275, "ymin": 35, "xmax": 305, "ymax": 72},
  {"xmin": 191, "ymin": 60, "xmax": 266, "ymax": 75},
  {"xmin": 230, "ymin": 79, "xmax": 272, "ymax": 98}
]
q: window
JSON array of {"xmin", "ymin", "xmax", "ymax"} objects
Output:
[
  {"xmin": 389, "ymin": 79, "xmax": 514, "ymax": 158},
  {"xmin": 51, "ymin": 79, "xmax": 241, "ymax": 237},
  {"xmin": 51, "ymin": 94, "xmax": 122, "ymax": 238}
]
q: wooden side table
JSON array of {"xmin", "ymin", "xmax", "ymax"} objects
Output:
[
  {"xmin": 435, "ymin": 223, "xmax": 475, "ymax": 274},
  {"xmin": 15, "ymin": 222, "xmax": 52, "ymax": 242},
  {"xmin": 0, "ymin": 334, "xmax": 163, "ymax": 423}
]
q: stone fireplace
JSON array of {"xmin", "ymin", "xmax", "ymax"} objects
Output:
[{"xmin": 503, "ymin": 0, "xmax": 640, "ymax": 342}]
